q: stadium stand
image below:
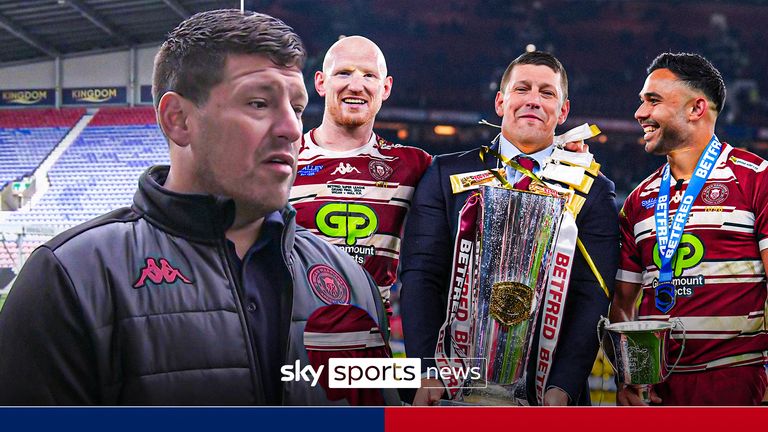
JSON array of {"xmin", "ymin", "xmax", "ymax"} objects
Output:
[
  {"xmin": 5, "ymin": 107, "xmax": 167, "ymax": 225},
  {"xmin": 0, "ymin": 233, "xmax": 48, "ymax": 270},
  {"xmin": 88, "ymin": 106, "xmax": 157, "ymax": 126},
  {"xmin": 0, "ymin": 108, "xmax": 84, "ymax": 189}
]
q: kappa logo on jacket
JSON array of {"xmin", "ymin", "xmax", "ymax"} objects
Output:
[{"xmin": 133, "ymin": 257, "xmax": 193, "ymax": 288}]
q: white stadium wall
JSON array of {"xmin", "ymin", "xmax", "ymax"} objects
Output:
[
  {"xmin": 137, "ymin": 46, "xmax": 158, "ymax": 87},
  {"xmin": 62, "ymin": 52, "xmax": 131, "ymax": 87},
  {"xmin": 0, "ymin": 61, "xmax": 56, "ymax": 88},
  {"xmin": 0, "ymin": 45, "xmax": 161, "ymax": 105}
]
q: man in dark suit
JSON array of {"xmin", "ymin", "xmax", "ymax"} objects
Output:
[{"xmin": 400, "ymin": 51, "xmax": 619, "ymax": 406}]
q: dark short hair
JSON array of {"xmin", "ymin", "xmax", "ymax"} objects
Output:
[
  {"xmin": 499, "ymin": 51, "xmax": 568, "ymax": 102},
  {"xmin": 152, "ymin": 9, "xmax": 306, "ymax": 109},
  {"xmin": 647, "ymin": 52, "xmax": 726, "ymax": 113}
]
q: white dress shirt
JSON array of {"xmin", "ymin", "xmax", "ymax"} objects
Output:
[{"xmin": 497, "ymin": 134, "xmax": 555, "ymax": 183}]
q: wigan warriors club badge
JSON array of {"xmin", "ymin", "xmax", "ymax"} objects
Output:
[
  {"xmin": 368, "ymin": 160, "xmax": 393, "ymax": 181},
  {"xmin": 308, "ymin": 264, "xmax": 351, "ymax": 305},
  {"xmin": 701, "ymin": 183, "xmax": 729, "ymax": 205}
]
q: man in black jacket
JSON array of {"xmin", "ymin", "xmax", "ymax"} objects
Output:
[
  {"xmin": 400, "ymin": 51, "xmax": 619, "ymax": 406},
  {"xmin": 0, "ymin": 9, "xmax": 394, "ymax": 406}
]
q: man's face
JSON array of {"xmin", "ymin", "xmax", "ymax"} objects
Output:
[
  {"xmin": 635, "ymin": 68, "xmax": 696, "ymax": 155},
  {"xmin": 186, "ymin": 53, "xmax": 307, "ymax": 216},
  {"xmin": 495, "ymin": 64, "xmax": 569, "ymax": 152},
  {"xmin": 315, "ymin": 40, "xmax": 392, "ymax": 129}
]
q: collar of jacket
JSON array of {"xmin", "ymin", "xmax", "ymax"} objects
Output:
[
  {"xmin": 481, "ymin": 134, "xmax": 502, "ymax": 169},
  {"xmin": 133, "ymin": 165, "xmax": 298, "ymax": 247}
]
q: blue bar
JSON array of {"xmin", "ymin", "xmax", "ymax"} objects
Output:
[{"xmin": 0, "ymin": 407, "xmax": 384, "ymax": 432}]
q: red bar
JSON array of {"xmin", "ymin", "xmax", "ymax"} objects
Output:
[{"xmin": 385, "ymin": 407, "xmax": 767, "ymax": 432}]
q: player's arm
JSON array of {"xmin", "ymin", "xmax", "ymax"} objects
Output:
[
  {"xmin": 610, "ymin": 193, "xmax": 645, "ymax": 326},
  {"xmin": 608, "ymin": 280, "xmax": 640, "ymax": 323},
  {"xmin": 754, "ymin": 168, "xmax": 768, "ymax": 406},
  {"xmin": 762, "ymin": 250, "xmax": 768, "ymax": 406}
]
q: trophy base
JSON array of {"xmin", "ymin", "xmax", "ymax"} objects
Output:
[
  {"xmin": 450, "ymin": 380, "xmax": 528, "ymax": 406},
  {"xmin": 438, "ymin": 399, "xmax": 476, "ymax": 406}
]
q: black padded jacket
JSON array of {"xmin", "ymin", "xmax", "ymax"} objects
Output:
[{"xmin": 0, "ymin": 166, "xmax": 395, "ymax": 405}]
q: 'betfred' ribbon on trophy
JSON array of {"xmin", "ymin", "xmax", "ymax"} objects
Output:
[
  {"xmin": 434, "ymin": 192, "xmax": 481, "ymax": 399},
  {"xmin": 654, "ymin": 136, "xmax": 722, "ymax": 313},
  {"xmin": 533, "ymin": 210, "xmax": 577, "ymax": 404}
]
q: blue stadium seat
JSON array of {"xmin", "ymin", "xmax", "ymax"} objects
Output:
[{"xmin": 7, "ymin": 123, "xmax": 169, "ymax": 225}]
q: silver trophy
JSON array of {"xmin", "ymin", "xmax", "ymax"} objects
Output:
[
  {"xmin": 463, "ymin": 185, "xmax": 565, "ymax": 404},
  {"xmin": 598, "ymin": 317, "xmax": 685, "ymax": 403}
]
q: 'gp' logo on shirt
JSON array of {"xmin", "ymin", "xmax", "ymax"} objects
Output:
[
  {"xmin": 652, "ymin": 233, "xmax": 705, "ymax": 277},
  {"xmin": 315, "ymin": 202, "xmax": 378, "ymax": 245}
]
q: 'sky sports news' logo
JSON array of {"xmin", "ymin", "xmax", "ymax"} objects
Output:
[
  {"xmin": 315, "ymin": 202, "xmax": 378, "ymax": 245},
  {"xmin": 281, "ymin": 358, "xmax": 485, "ymax": 389},
  {"xmin": 652, "ymin": 233, "xmax": 705, "ymax": 296}
]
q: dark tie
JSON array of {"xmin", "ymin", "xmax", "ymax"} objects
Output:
[{"xmin": 513, "ymin": 155, "xmax": 537, "ymax": 190}]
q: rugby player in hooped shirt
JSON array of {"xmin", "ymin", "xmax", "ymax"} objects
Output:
[
  {"xmin": 290, "ymin": 36, "xmax": 432, "ymax": 314},
  {"xmin": 611, "ymin": 52, "xmax": 768, "ymax": 406}
]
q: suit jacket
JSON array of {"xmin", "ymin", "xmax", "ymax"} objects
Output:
[{"xmin": 399, "ymin": 142, "xmax": 619, "ymax": 405}]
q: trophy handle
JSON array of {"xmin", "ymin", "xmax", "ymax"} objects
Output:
[
  {"xmin": 596, "ymin": 316, "xmax": 619, "ymax": 375},
  {"xmin": 596, "ymin": 316, "xmax": 608, "ymax": 343},
  {"xmin": 662, "ymin": 318, "xmax": 686, "ymax": 381}
]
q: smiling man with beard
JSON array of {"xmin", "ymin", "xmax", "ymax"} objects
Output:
[{"xmin": 290, "ymin": 36, "xmax": 432, "ymax": 315}]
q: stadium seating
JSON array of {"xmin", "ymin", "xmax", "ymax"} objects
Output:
[
  {"xmin": 6, "ymin": 107, "xmax": 168, "ymax": 225},
  {"xmin": 0, "ymin": 235, "xmax": 44, "ymax": 269},
  {"xmin": 88, "ymin": 106, "xmax": 157, "ymax": 126},
  {"xmin": 0, "ymin": 108, "xmax": 84, "ymax": 189}
]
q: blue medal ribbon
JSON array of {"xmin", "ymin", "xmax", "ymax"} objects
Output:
[{"xmin": 654, "ymin": 136, "xmax": 722, "ymax": 313}]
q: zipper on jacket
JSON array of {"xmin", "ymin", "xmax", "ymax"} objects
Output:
[
  {"xmin": 218, "ymin": 237, "xmax": 266, "ymax": 404},
  {"xmin": 279, "ymin": 211, "xmax": 296, "ymax": 405}
]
